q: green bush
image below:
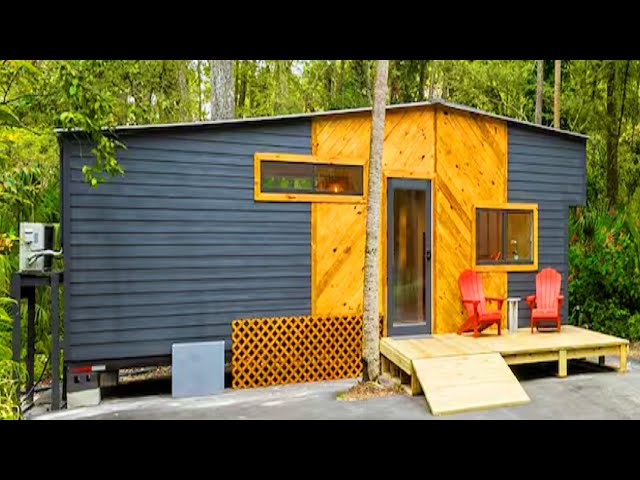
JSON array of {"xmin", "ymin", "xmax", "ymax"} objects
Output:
[
  {"xmin": 569, "ymin": 204, "xmax": 640, "ymax": 339},
  {"xmin": 0, "ymin": 155, "xmax": 61, "ymax": 419},
  {"xmin": 0, "ymin": 360, "xmax": 24, "ymax": 420}
]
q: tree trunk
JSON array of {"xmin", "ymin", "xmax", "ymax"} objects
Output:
[
  {"xmin": 553, "ymin": 60, "xmax": 561, "ymax": 128},
  {"xmin": 418, "ymin": 60, "xmax": 428, "ymax": 101},
  {"xmin": 272, "ymin": 60, "xmax": 292, "ymax": 115},
  {"xmin": 606, "ymin": 60, "xmax": 631, "ymax": 207},
  {"xmin": 210, "ymin": 60, "xmax": 234, "ymax": 120},
  {"xmin": 177, "ymin": 62, "xmax": 189, "ymax": 122},
  {"xmin": 535, "ymin": 60, "xmax": 544, "ymax": 124},
  {"xmin": 606, "ymin": 62, "xmax": 618, "ymax": 206},
  {"xmin": 336, "ymin": 60, "xmax": 345, "ymax": 98},
  {"xmin": 362, "ymin": 60, "xmax": 388, "ymax": 383},
  {"xmin": 236, "ymin": 60, "xmax": 248, "ymax": 113},
  {"xmin": 196, "ymin": 60, "xmax": 203, "ymax": 121},
  {"xmin": 428, "ymin": 60, "xmax": 437, "ymax": 99}
]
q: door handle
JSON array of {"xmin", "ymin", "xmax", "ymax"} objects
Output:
[{"xmin": 423, "ymin": 232, "xmax": 431, "ymax": 261}]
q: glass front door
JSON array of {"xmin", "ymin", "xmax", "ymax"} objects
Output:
[{"xmin": 387, "ymin": 179, "xmax": 431, "ymax": 336}]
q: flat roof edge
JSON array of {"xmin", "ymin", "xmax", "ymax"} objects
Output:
[{"xmin": 54, "ymin": 99, "xmax": 589, "ymax": 141}]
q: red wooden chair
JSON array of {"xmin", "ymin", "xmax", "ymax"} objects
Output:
[
  {"xmin": 457, "ymin": 269, "xmax": 504, "ymax": 338},
  {"xmin": 525, "ymin": 268, "xmax": 564, "ymax": 333}
]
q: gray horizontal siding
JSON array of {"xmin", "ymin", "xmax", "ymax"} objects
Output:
[
  {"xmin": 507, "ymin": 125, "xmax": 587, "ymax": 326},
  {"xmin": 70, "ymin": 208, "xmax": 309, "ymax": 222},
  {"xmin": 69, "ymin": 299, "xmax": 310, "ymax": 322},
  {"xmin": 63, "ymin": 120, "xmax": 312, "ymax": 363}
]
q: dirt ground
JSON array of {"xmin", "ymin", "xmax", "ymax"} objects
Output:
[{"xmin": 336, "ymin": 380, "xmax": 405, "ymax": 401}]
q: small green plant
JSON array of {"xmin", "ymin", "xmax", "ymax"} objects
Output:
[{"xmin": 0, "ymin": 360, "xmax": 25, "ymax": 420}]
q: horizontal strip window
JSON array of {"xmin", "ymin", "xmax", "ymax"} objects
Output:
[
  {"xmin": 261, "ymin": 161, "xmax": 363, "ymax": 195},
  {"xmin": 473, "ymin": 203, "xmax": 538, "ymax": 272},
  {"xmin": 254, "ymin": 152, "xmax": 366, "ymax": 203}
]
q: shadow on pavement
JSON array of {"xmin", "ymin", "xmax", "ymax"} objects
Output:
[{"xmin": 511, "ymin": 359, "xmax": 616, "ymax": 381}]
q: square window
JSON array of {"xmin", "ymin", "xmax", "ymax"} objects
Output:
[{"xmin": 475, "ymin": 206, "xmax": 536, "ymax": 267}]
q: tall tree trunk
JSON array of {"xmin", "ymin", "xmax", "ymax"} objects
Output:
[
  {"xmin": 535, "ymin": 60, "xmax": 544, "ymax": 124},
  {"xmin": 196, "ymin": 60, "xmax": 203, "ymax": 121},
  {"xmin": 210, "ymin": 60, "xmax": 234, "ymax": 120},
  {"xmin": 606, "ymin": 60, "xmax": 631, "ymax": 207},
  {"xmin": 273, "ymin": 61, "xmax": 290, "ymax": 115},
  {"xmin": 336, "ymin": 60, "xmax": 345, "ymax": 99},
  {"xmin": 177, "ymin": 62, "xmax": 189, "ymax": 122},
  {"xmin": 606, "ymin": 62, "xmax": 618, "ymax": 206},
  {"xmin": 418, "ymin": 60, "xmax": 428, "ymax": 101},
  {"xmin": 362, "ymin": 59, "xmax": 388, "ymax": 383},
  {"xmin": 554, "ymin": 60, "xmax": 561, "ymax": 128},
  {"xmin": 428, "ymin": 60, "xmax": 437, "ymax": 99},
  {"xmin": 237, "ymin": 61, "xmax": 248, "ymax": 114}
]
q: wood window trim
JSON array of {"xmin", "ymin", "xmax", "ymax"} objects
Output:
[
  {"xmin": 471, "ymin": 202, "xmax": 539, "ymax": 272},
  {"xmin": 254, "ymin": 152, "xmax": 367, "ymax": 203}
]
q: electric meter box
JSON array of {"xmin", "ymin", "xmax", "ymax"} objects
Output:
[{"xmin": 19, "ymin": 222, "xmax": 57, "ymax": 273}]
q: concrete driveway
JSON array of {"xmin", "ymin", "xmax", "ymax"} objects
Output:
[{"xmin": 33, "ymin": 360, "xmax": 640, "ymax": 420}]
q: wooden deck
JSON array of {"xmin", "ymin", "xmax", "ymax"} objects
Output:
[{"xmin": 380, "ymin": 325, "xmax": 629, "ymax": 397}]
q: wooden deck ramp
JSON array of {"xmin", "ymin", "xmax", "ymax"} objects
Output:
[
  {"xmin": 380, "ymin": 326, "xmax": 629, "ymax": 416},
  {"xmin": 413, "ymin": 354, "xmax": 530, "ymax": 416}
]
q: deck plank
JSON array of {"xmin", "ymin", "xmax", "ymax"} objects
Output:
[
  {"xmin": 380, "ymin": 326, "xmax": 629, "ymax": 413},
  {"xmin": 413, "ymin": 353, "xmax": 530, "ymax": 416}
]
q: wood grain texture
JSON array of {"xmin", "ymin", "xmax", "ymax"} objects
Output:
[
  {"xmin": 232, "ymin": 314, "xmax": 384, "ymax": 389},
  {"xmin": 312, "ymin": 203, "xmax": 366, "ymax": 315},
  {"xmin": 311, "ymin": 107, "xmax": 435, "ymax": 320},
  {"xmin": 381, "ymin": 325, "xmax": 626, "ymax": 412},
  {"xmin": 380, "ymin": 325, "xmax": 628, "ymax": 363},
  {"xmin": 434, "ymin": 107, "xmax": 508, "ymax": 333},
  {"xmin": 310, "ymin": 105, "xmax": 506, "ymax": 334},
  {"xmin": 414, "ymin": 353, "xmax": 530, "ymax": 416}
]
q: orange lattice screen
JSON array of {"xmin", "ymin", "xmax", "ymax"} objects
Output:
[{"xmin": 231, "ymin": 315, "xmax": 383, "ymax": 389}]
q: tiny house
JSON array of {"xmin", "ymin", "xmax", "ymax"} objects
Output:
[{"xmin": 58, "ymin": 99, "xmax": 587, "ymax": 380}]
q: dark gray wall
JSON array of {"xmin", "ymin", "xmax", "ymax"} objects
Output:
[
  {"xmin": 62, "ymin": 120, "xmax": 312, "ymax": 363},
  {"xmin": 507, "ymin": 125, "xmax": 587, "ymax": 326}
]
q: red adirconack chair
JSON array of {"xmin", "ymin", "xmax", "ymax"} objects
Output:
[
  {"xmin": 526, "ymin": 268, "xmax": 563, "ymax": 333},
  {"xmin": 457, "ymin": 269, "xmax": 504, "ymax": 338}
]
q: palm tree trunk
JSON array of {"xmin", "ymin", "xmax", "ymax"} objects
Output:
[{"xmin": 362, "ymin": 60, "xmax": 389, "ymax": 382}]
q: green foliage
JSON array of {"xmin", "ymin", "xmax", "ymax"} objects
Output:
[
  {"xmin": 436, "ymin": 60, "xmax": 536, "ymax": 120},
  {"xmin": 2, "ymin": 58, "xmax": 640, "ymax": 414},
  {"xmin": 0, "ymin": 360, "xmax": 24, "ymax": 420},
  {"xmin": 568, "ymin": 204, "xmax": 640, "ymax": 339}
]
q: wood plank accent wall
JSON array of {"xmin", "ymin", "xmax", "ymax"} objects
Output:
[
  {"xmin": 310, "ymin": 105, "xmax": 507, "ymax": 334},
  {"xmin": 434, "ymin": 108, "xmax": 507, "ymax": 333}
]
